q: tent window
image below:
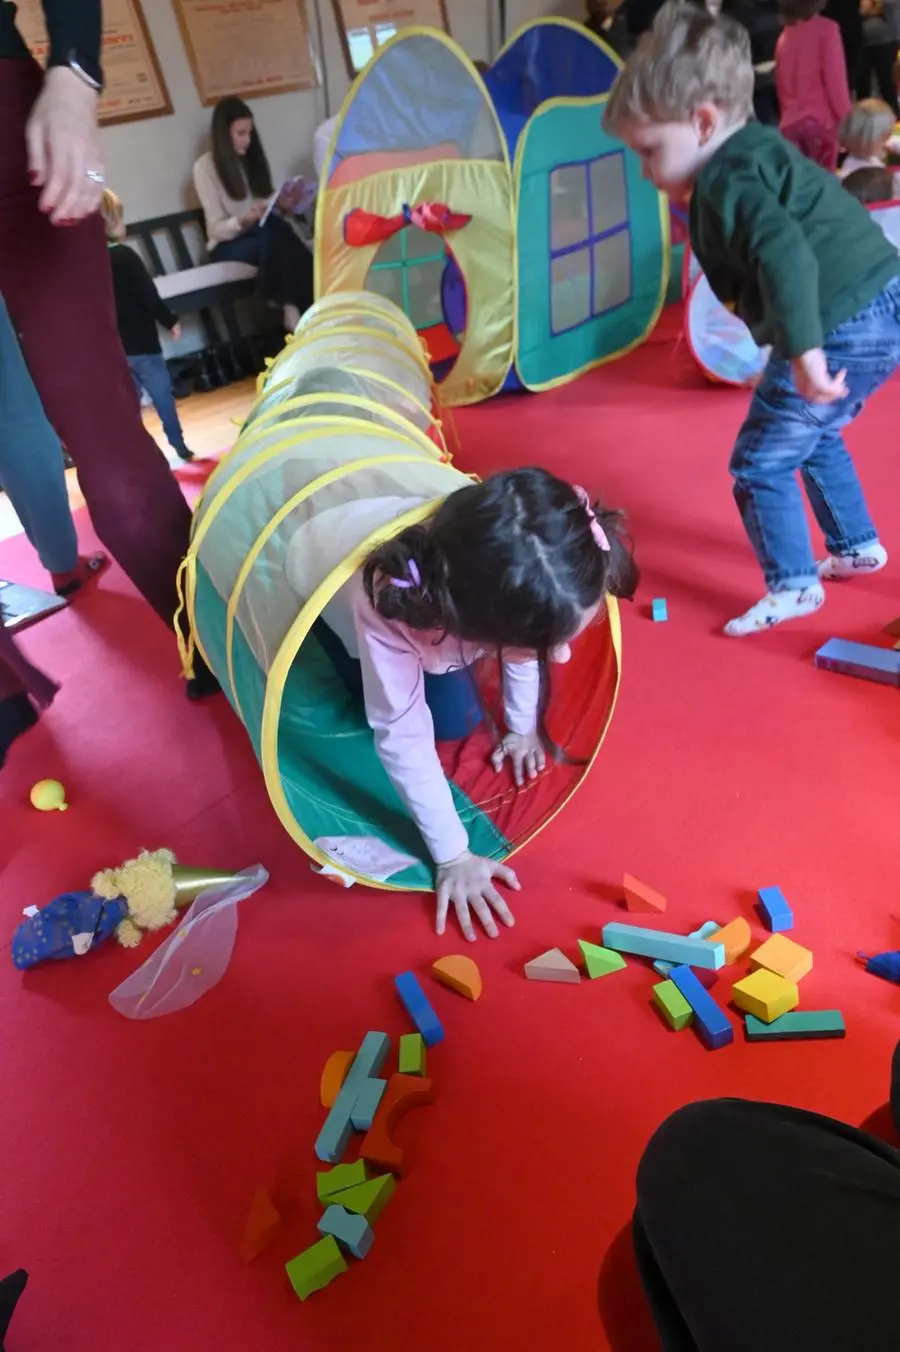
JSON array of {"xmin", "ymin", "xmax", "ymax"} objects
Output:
[
  {"xmin": 548, "ymin": 151, "xmax": 631, "ymax": 335},
  {"xmin": 366, "ymin": 228, "xmax": 448, "ymax": 332}
]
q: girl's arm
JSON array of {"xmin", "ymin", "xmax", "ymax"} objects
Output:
[
  {"xmin": 822, "ymin": 20, "xmax": 852, "ymax": 125},
  {"xmin": 192, "ymin": 156, "xmax": 244, "ymax": 245}
]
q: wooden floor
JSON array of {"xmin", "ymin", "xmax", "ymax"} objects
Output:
[{"xmin": 0, "ymin": 377, "xmax": 257, "ymax": 545}]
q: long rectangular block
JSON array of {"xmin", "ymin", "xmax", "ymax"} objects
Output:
[
  {"xmin": 654, "ymin": 920, "xmax": 721, "ymax": 977},
  {"xmin": 602, "ymin": 922, "xmax": 725, "ymax": 970},
  {"xmin": 652, "ymin": 979, "xmax": 693, "ymax": 1030},
  {"xmin": 350, "ymin": 1077, "xmax": 386, "ymax": 1131},
  {"xmin": 757, "ymin": 886, "xmax": 793, "ymax": 934},
  {"xmin": 314, "ymin": 1031, "xmax": 391, "ymax": 1163},
  {"xmin": 394, "ymin": 971, "xmax": 445, "ymax": 1046},
  {"xmin": 668, "ymin": 965, "xmax": 734, "ymax": 1049},
  {"xmin": 745, "ymin": 1010, "xmax": 846, "ymax": 1041},
  {"xmin": 318, "ymin": 1204, "xmax": 375, "ymax": 1260},
  {"xmin": 815, "ymin": 637, "xmax": 900, "ymax": 687}
]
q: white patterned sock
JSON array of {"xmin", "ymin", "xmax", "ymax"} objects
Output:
[
  {"xmin": 724, "ymin": 584, "xmax": 825, "ymax": 637},
  {"xmin": 818, "ymin": 542, "xmax": 888, "ymax": 581}
]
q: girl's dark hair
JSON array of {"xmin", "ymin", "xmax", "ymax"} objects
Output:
[
  {"xmin": 777, "ymin": 0, "xmax": 824, "ymax": 21},
  {"xmin": 363, "ymin": 468, "xmax": 638, "ymax": 757},
  {"xmin": 211, "ymin": 96, "xmax": 273, "ymax": 201}
]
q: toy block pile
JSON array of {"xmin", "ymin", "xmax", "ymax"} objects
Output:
[
  {"xmin": 241, "ymin": 955, "xmax": 482, "ymax": 1299},
  {"xmin": 524, "ymin": 874, "xmax": 845, "ymax": 1049}
]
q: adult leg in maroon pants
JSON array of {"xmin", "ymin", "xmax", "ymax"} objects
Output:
[{"xmin": 0, "ymin": 59, "xmax": 192, "ymax": 632}]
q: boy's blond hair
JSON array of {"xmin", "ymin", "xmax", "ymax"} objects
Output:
[
  {"xmin": 100, "ymin": 188, "xmax": 126, "ymax": 241},
  {"xmin": 839, "ymin": 99, "xmax": 896, "ymax": 159},
  {"xmin": 603, "ymin": 1, "xmax": 754, "ymax": 131}
]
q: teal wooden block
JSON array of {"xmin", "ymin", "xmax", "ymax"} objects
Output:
[
  {"xmin": 315, "ymin": 1032, "xmax": 390, "ymax": 1163},
  {"xmin": 285, "ymin": 1235, "xmax": 347, "ymax": 1300},
  {"xmin": 602, "ymin": 922, "xmax": 725, "ymax": 970},
  {"xmin": 318, "ymin": 1205, "xmax": 375, "ymax": 1259},
  {"xmin": 350, "ymin": 1077, "xmax": 386, "ymax": 1130},
  {"xmin": 745, "ymin": 1010, "xmax": 846, "ymax": 1041},
  {"xmin": 654, "ymin": 920, "xmax": 721, "ymax": 977}
]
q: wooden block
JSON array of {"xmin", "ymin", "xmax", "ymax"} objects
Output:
[
  {"xmin": 750, "ymin": 934, "xmax": 813, "ymax": 984},
  {"xmin": 652, "ymin": 597, "xmax": 668, "ymax": 622},
  {"xmin": 623, "ymin": 873, "xmax": 667, "ymax": 914},
  {"xmin": 732, "ymin": 970, "xmax": 799, "ymax": 1024},
  {"xmin": 360, "ymin": 1073, "xmax": 436, "ymax": 1176},
  {"xmin": 525, "ymin": 947, "xmax": 581, "ymax": 982},
  {"xmin": 884, "ymin": 617, "xmax": 900, "ymax": 638},
  {"xmin": 706, "ymin": 917, "xmax": 751, "ymax": 965},
  {"xmin": 334, "ymin": 1172, "xmax": 396, "ymax": 1222},
  {"xmin": 602, "ymin": 922, "xmax": 725, "ymax": 970},
  {"xmin": 320, "ymin": 1050, "xmax": 354, "ymax": 1109},
  {"xmin": 432, "ymin": 954, "xmax": 482, "ymax": 1001},
  {"xmin": 316, "ymin": 1160, "xmax": 369, "ymax": 1205},
  {"xmin": 745, "ymin": 1010, "xmax": 846, "ymax": 1041},
  {"xmin": 285, "ymin": 1235, "xmax": 347, "ymax": 1300},
  {"xmin": 239, "ymin": 1188, "xmax": 282, "ymax": 1264},
  {"xmin": 815, "ymin": 637, "xmax": 900, "ymax": 687},
  {"xmin": 314, "ymin": 1031, "xmax": 391, "ymax": 1163},
  {"xmin": 350, "ymin": 1077, "xmax": 386, "ymax": 1131},
  {"xmin": 578, "ymin": 940, "xmax": 626, "ymax": 978},
  {"xmin": 398, "ymin": 1032, "xmax": 427, "ymax": 1076},
  {"xmin": 654, "ymin": 921, "xmax": 720, "ymax": 976},
  {"xmin": 668, "ymin": 965, "xmax": 734, "ymax": 1049},
  {"xmin": 394, "ymin": 971, "xmax": 445, "ymax": 1046},
  {"xmin": 652, "ymin": 979, "xmax": 694, "ymax": 1031},
  {"xmin": 318, "ymin": 1204, "xmax": 375, "ymax": 1260},
  {"xmin": 757, "ymin": 886, "xmax": 793, "ymax": 934}
]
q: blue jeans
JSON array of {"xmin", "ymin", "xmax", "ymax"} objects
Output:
[
  {"xmin": 127, "ymin": 353, "xmax": 188, "ymax": 456},
  {"xmin": 0, "ymin": 293, "xmax": 77, "ymax": 574},
  {"xmin": 730, "ymin": 274, "xmax": 900, "ymax": 590}
]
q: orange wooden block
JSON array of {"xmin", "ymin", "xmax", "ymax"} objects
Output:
[
  {"xmin": 239, "ymin": 1188, "xmax": 282, "ymax": 1264},
  {"xmin": 432, "ymin": 954, "xmax": 482, "ymax": 1001},
  {"xmin": 359, "ymin": 1073, "xmax": 435, "ymax": 1177},
  {"xmin": 623, "ymin": 873, "xmax": 667, "ymax": 914},
  {"xmin": 750, "ymin": 934, "xmax": 813, "ymax": 984},
  {"xmin": 708, "ymin": 917, "xmax": 751, "ymax": 965},
  {"xmin": 319, "ymin": 1049, "xmax": 354, "ymax": 1109}
]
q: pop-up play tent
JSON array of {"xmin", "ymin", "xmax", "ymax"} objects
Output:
[
  {"xmin": 179, "ymin": 293, "xmax": 622, "ymax": 889},
  {"xmin": 315, "ymin": 21, "xmax": 669, "ymax": 405}
]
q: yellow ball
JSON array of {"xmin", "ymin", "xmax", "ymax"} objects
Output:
[{"xmin": 29, "ymin": 779, "xmax": 68, "ymax": 812}]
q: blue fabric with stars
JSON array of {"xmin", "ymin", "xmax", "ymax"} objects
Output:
[{"xmin": 11, "ymin": 891, "xmax": 128, "ymax": 970}]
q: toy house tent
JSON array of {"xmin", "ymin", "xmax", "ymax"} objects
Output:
[{"xmin": 315, "ymin": 21, "xmax": 669, "ymax": 405}]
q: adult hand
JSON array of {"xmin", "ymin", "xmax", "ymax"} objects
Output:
[
  {"xmin": 792, "ymin": 349, "xmax": 848, "ymax": 405},
  {"xmin": 491, "ymin": 731, "xmax": 547, "ymax": 787},
  {"xmin": 26, "ymin": 67, "xmax": 103, "ymax": 225},
  {"xmin": 239, "ymin": 202, "xmax": 266, "ymax": 229},
  {"xmin": 435, "ymin": 850, "xmax": 519, "ymax": 942}
]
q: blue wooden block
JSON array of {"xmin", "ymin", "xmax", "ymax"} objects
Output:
[
  {"xmin": 652, "ymin": 597, "xmax": 668, "ymax": 622},
  {"xmin": 394, "ymin": 971, "xmax": 445, "ymax": 1046},
  {"xmin": 654, "ymin": 920, "xmax": 720, "ymax": 977},
  {"xmin": 315, "ymin": 1031, "xmax": 390, "ymax": 1164},
  {"xmin": 668, "ymin": 965, "xmax": 734, "ymax": 1049},
  {"xmin": 350, "ymin": 1077, "xmax": 386, "ymax": 1131},
  {"xmin": 815, "ymin": 637, "xmax": 900, "ymax": 687},
  {"xmin": 318, "ymin": 1205, "xmax": 375, "ymax": 1260},
  {"xmin": 601, "ymin": 922, "xmax": 725, "ymax": 970},
  {"xmin": 757, "ymin": 886, "xmax": 793, "ymax": 934}
]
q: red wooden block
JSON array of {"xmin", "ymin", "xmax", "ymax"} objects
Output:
[
  {"xmin": 623, "ymin": 873, "xmax": 667, "ymax": 914},
  {"xmin": 239, "ymin": 1188, "xmax": 282, "ymax": 1264},
  {"xmin": 359, "ymin": 1073, "xmax": 435, "ymax": 1177}
]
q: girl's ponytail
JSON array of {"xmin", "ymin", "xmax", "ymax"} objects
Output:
[
  {"xmin": 592, "ymin": 501, "xmax": 639, "ymax": 601},
  {"xmin": 363, "ymin": 525, "xmax": 457, "ymax": 632}
]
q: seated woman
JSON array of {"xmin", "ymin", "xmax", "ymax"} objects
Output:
[{"xmin": 193, "ymin": 96, "xmax": 314, "ymax": 333}]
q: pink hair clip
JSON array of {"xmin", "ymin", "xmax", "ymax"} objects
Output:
[
  {"xmin": 574, "ymin": 485, "xmax": 610, "ymax": 552},
  {"xmin": 389, "ymin": 559, "xmax": 422, "ymax": 589}
]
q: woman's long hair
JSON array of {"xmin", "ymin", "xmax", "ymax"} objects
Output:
[{"xmin": 211, "ymin": 96, "xmax": 274, "ymax": 200}]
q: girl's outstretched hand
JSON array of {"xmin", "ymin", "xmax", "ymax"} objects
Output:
[
  {"xmin": 435, "ymin": 851, "xmax": 519, "ymax": 942},
  {"xmin": 491, "ymin": 731, "xmax": 546, "ymax": 786}
]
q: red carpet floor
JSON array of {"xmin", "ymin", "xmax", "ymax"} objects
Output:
[{"xmin": 3, "ymin": 333, "xmax": 900, "ymax": 1351}]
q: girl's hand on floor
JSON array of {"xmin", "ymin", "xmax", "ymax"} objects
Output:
[
  {"xmin": 792, "ymin": 350, "xmax": 848, "ymax": 405},
  {"xmin": 491, "ymin": 731, "xmax": 546, "ymax": 787},
  {"xmin": 435, "ymin": 851, "xmax": 520, "ymax": 942},
  {"xmin": 26, "ymin": 67, "xmax": 104, "ymax": 225}
]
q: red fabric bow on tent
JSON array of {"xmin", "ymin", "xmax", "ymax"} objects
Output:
[{"xmin": 344, "ymin": 202, "xmax": 472, "ymax": 248}]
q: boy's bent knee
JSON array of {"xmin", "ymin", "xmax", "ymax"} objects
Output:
[{"xmin": 637, "ymin": 1099, "xmax": 752, "ymax": 1211}]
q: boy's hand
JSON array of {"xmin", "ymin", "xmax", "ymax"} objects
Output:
[
  {"xmin": 491, "ymin": 731, "xmax": 546, "ymax": 786},
  {"xmin": 171, "ymin": 322, "xmax": 182, "ymax": 340},
  {"xmin": 435, "ymin": 850, "xmax": 519, "ymax": 942},
  {"xmin": 792, "ymin": 349, "xmax": 848, "ymax": 405}
]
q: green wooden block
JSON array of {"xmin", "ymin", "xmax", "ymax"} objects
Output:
[
  {"xmin": 398, "ymin": 1032, "xmax": 427, "ymax": 1076},
  {"xmin": 316, "ymin": 1159, "xmax": 369, "ymax": 1205},
  {"xmin": 578, "ymin": 940, "xmax": 627, "ymax": 979},
  {"xmin": 335, "ymin": 1173, "xmax": 396, "ymax": 1222},
  {"xmin": 285, "ymin": 1235, "xmax": 348, "ymax": 1300},
  {"xmin": 745, "ymin": 1010, "xmax": 846, "ymax": 1041},
  {"xmin": 653, "ymin": 979, "xmax": 694, "ymax": 1031}
]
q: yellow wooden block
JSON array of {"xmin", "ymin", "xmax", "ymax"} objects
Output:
[
  {"xmin": 750, "ymin": 934, "xmax": 813, "ymax": 985},
  {"xmin": 732, "ymin": 970, "xmax": 799, "ymax": 1024}
]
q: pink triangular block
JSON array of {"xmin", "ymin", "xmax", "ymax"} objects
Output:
[{"xmin": 524, "ymin": 948, "xmax": 581, "ymax": 983}]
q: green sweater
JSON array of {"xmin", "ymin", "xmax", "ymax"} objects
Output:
[{"xmin": 689, "ymin": 122, "xmax": 900, "ymax": 357}]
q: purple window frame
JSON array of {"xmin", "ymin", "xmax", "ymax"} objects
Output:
[{"xmin": 548, "ymin": 150, "xmax": 632, "ymax": 337}]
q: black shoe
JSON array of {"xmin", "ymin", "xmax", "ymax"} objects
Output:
[
  {"xmin": 0, "ymin": 1269, "xmax": 28, "ymax": 1347},
  {"xmin": 186, "ymin": 654, "xmax": 221, "ymax": 701},
  {"xmin": 0, "ymin": 694, "xmax": 37, "ymax": 769},
  {"xmin": 175, "ymin": 448, "xmax": 195, "ymax": 463}
]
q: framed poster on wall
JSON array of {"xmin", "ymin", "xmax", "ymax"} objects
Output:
[
  {"xmin": 332, "ymin": 0, "xmax": 450, "ymax": 76},
  {"xmin": 15, "ymin": 0, "xmax": 172, "ymax": 126},
  {"xmin": 173, "ymin": 0, "xmax": 318, "ymax": 105}
]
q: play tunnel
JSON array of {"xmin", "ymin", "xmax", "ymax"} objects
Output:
[{"xmin": 180, "ymin": 293, "xmax": 622, "ymax": 889}]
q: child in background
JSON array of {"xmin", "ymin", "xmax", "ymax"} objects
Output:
[
  {"xmin": 776, "ymin": 0, "xmax": 850, "ymax": 170},
  {"xmin": 604, "ymin": 1, "xmax": 900, "ymax": 635},
  {"xmin": 839, "ymin": 98, "xmax": 899, "ymax": 179},
  {"xmin": 842, "ymin": 164, "xmax": 895, "ymax": 199},
  {"xmin": 101, "ymin": 191, "xmax": 194, "ymax": 465},
  {"xmin": 290, "ymin": 468, "xmax": 637, "ymax": 941}
]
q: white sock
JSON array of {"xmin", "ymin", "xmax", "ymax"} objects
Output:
[
  {"xmin": 724, "ymin": 584, "xmax": 825, "ymax": 637},
  {"xmin": 818, "ymin": 542, "xmax": 888, "ymax": 581}
]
